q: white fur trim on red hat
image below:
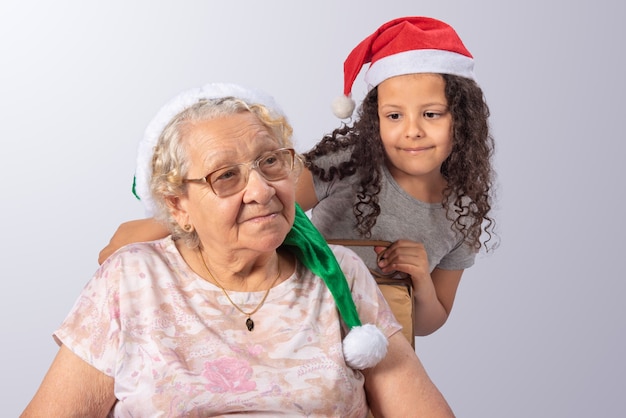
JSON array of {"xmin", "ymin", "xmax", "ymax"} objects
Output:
[{"xmin": 365, "ymin": 48, "xmax": 474, "ymax": 91}]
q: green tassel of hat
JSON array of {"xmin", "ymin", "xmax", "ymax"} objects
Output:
[
  {"xmin": 132, "ymin": 175, "xmax": 140, "ymax": 200},
  {"xmin": 282, "ymin": 204, "xmax": 361, "ymax": 329}
]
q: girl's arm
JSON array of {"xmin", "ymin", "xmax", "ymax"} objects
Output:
[
  {"xmin": 423, "ymin": 267, "xmax": 463, "ymax": 331},
  {"xmin": 295, "ymin": 167, "xmax": 319, "ymax": 211},
  {"xmin": 98, "ymin": 218, "xmax": 169, "ymax": 264},
  {"xmin": 375, "ymin": 240, "xmax": 463, "ymax": 336},
  {"xmin": 21, "ymin": 345, "xmax": 116, "ymax": 417},
  {"xmin": 363, "ymin": 332, "xmax": 455, "ymax": 417}
]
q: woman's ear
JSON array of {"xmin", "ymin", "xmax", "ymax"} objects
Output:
[{"xmin": 165, "ymin": 195, "xmax": 190, "ymax": 230}]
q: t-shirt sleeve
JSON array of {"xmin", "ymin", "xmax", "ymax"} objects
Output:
[
  {"xmin": 53, "ymin": 258, "xmax": 122, "ymax": 377},
  {"xmin": 436, "ymin": 239, "xmax": 477, "ymax": 271},
  {"xmin": 308, "ymin": 148, "xmax": 352, "ymax": 202},
  {"xmin": 330, "ymin": 245, "xmax": 402, "ymax": 339}
]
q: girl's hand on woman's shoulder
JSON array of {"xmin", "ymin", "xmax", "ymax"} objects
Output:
[{"xmin": 98, "ymin": 218, "xmax": 169, "ymax": 264}]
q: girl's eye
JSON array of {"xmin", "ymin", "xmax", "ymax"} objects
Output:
[
  {"xmin": 424, "ymin": 111, "xmax": 440, "ymax": 119},
  {"xmin": 387, "ymin": 113, "xmax": 401, "ymax": 120}
]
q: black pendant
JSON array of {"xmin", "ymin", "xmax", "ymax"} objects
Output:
[{"xmin": 246, "ymin": 317, "xmax": 254, "ymax": 331}]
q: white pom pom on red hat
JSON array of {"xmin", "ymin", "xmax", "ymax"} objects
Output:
[{"xmin": 331, "ymin": 94, "xmax": 356, "ymax": 119}]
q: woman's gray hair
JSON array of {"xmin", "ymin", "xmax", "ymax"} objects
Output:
[{"xmin": 149, "ymin": 97, "xmax": 300, "ymax": 248}]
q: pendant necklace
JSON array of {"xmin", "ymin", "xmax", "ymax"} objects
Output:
[{"xmin": 198, "ymin": 249, "xmax": 281, "ymax": 331}]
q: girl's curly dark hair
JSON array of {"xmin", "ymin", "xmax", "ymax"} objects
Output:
[{"xmin": 303, "ymin": 74, "xmax": 497, "ymax": 251}]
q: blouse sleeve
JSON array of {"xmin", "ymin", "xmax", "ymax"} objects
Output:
[
  {"xmin": 329, "ymin": 245, "xmax": 402, "ymax": 339},
  {"xmin": 53, "ymin": 256, "xmax": 122, "ymax": 377}
]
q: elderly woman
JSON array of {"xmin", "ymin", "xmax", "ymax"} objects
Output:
[{"xmin": 21, "ymin": 83, "xmax": 454, "ymax": 417}]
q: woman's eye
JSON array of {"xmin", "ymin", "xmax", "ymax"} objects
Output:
[
  {"xmin": 261, "ymin": 155, "xmax": 278, "ymax": 166},
  {"xmin": 215, "ymin": 168, "xmax": 239, "ymax": 182}
]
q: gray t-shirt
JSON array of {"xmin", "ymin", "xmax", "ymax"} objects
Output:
[{"xmin": 310, "ymin": 148, "xmax": 476, "ymax": 276}]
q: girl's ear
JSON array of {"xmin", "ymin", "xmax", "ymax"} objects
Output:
[{"xmin": 165, "ymin": 195, "xmax": 190, "ymax": 231}]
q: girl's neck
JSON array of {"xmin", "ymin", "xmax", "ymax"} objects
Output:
[{"xmin": 387, "ymin": 165, "xmax": 447, "ymax": 203}]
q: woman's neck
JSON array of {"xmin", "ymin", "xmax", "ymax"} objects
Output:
[{"xmin": 178, "ymin": 242, "xmax": 290, "ymax": 291}]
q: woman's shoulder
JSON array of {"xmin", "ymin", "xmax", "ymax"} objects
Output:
[
  {"xmin": 101, "ymin": 236, "xmax": 177, "ymax": 268},
  {"xmin": 328, "ymin": 243, "xmax": 360, "ymax": 260},
  {"xmin": 327, "ymin": 244, "xmax": 372, "ymax": 283}
]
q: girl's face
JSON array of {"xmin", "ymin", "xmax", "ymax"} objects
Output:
[
  {"xmin": 377, "ymin": 73, "xmax": 453, "ymax": 193},
  {"xmin": 170, "ymin": 112, "xmax": 296, "ymax": 257}
]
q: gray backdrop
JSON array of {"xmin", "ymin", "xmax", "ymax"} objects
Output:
[{"xmin": 2, "ymin": 1, "xmax": 624, "ymax": 416}]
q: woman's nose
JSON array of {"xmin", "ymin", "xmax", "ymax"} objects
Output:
[{"xmin": 243, "ymin": 168, "xmax": 275, "ymax": 203}]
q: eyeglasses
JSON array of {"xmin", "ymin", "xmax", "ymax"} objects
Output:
[{"xmin": 183, "ymin": 148, "xmax": 296, "ymax": 197}]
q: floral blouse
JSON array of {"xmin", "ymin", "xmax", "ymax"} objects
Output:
[{"xmin": 54, "ymin": 236, "xmax": 401, "ymax": 417}]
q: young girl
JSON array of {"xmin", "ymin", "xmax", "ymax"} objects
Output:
[
  {"xmin": 298, "ymin": 16, "xmax": 497, "ymax": 338},
  {"xmin": 99, "ymin": 16, "xmax": 496, "ymax": 342}
]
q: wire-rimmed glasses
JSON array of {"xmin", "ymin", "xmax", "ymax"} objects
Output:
[{"xmin": 183, "ymin": 148, "xmax": 296, "ymax": 197}]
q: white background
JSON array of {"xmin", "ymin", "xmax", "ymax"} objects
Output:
[{"xmin": 2, "ymin": 1, "xmax": 624, "ymax": 416}]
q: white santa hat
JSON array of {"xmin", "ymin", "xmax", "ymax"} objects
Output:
[
  {"xmin": 133, "ymin": 83, "xmax": 286, "ymax": 217},
  {"xmin": 332, "ymin": 16, "xmax": 475, "ymax": 119}
]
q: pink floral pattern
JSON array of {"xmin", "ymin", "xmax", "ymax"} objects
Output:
[{"xmin": 203, "ymin": 357, "xmax": 256, "ymax": 393}]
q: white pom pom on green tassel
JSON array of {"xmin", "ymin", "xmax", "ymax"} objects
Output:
[{"xmin": 343, "ymin": 323, "xmax": 388, "ymax": 370}]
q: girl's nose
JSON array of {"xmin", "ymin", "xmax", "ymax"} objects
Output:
[{"xmin": 405, "ymin": 116, "xmax": 424, "ymax": 139}]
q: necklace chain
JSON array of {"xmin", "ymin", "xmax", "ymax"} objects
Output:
[{"xmin": 198, "ymin": 248, "xmax": 281, "ymax": 331}]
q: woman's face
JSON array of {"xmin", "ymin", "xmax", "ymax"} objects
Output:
[
  {"xmin": 377, "ymin": 73, "xmax": 453, "ymax": 187},
  {"xmin": 171, "ymin": 111, "xmax": 296, "ymax": 256}
]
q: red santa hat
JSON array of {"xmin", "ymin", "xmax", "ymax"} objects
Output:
[{"xmin": 332, "ymin": 16, "xmax": 475, "ymax": 119}]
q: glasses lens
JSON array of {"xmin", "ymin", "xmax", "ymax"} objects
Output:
[
  {"xmin": 209, "ymin": 166, "xmax": 246, "ymax": 196},
  {"xmin": 258, "ymin": 149, "xmax": 293, "ymax": 180}
]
